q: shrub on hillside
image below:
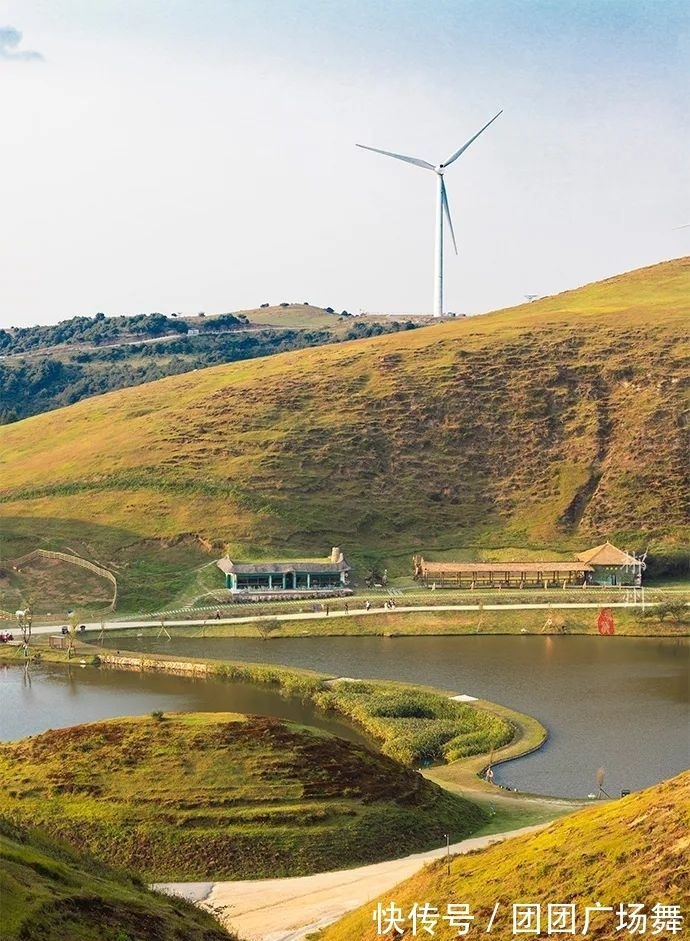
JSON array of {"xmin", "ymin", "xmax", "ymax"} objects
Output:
[
  {"xmin": 385, "ymin": 724, "xmax": 460, "ymax": 765},
  {"xmin": 655, "ymin": 598, "xmax": 689, "ymax": 622}
]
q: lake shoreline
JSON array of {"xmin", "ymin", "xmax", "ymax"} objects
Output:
[
  {"xmin": 3, "ymin": 630, "xmax": 687, "ymax": 801},
  {"xmin": 2, "ymin": 637, "xmax": 558, "ymax": 805}
]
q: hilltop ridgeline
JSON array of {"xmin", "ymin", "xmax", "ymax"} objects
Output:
[
  {"xmin": 1, "ymin": 258, "xmax": 688, "ymax": 607},
  {"xmin": 0, "ymin": 304, "xmax": 418, "ymax": 423},
  {"xmin": 0, "ymin": 713, "xmax": 486, "ymax": 881}
]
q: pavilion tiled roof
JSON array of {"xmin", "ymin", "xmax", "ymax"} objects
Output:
[{"xmin": 217, "ymin": 558, "xmax": 350, "ymax": 576}]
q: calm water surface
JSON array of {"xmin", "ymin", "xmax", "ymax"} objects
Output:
[
  {"xmin": 0, "ymin": 662, "xmax": 368, "ymax": 747},
  {"xmin": 3, "ymin": 634, "xmax": 688, "ymax": 799}
]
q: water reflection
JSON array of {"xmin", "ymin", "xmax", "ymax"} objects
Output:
[
  {"xmin": 98, "ymin": 633, "xmax": 689, "ymax": 798},
  {"xmin": 2, "ymin": 634, "xmax": 688, "ymax": 799},
  {"xmin": 0, "ymin": 662, "xmax": 368, "ymax": 748}
]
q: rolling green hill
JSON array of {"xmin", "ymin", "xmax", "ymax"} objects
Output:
[
  {"xmin": 0, "ymin": 816, "xmax": 237, "ymax": 941},
  {"xmin": 0, "ymin": 713, "xmax": 486, "ymax": 881},
  {"xmin": 1, "ymin": 257, "xmax": 688, "ymax": 612},
  {"xmin": 317, "ymin": 769, "xmax": 690, "ymax": 941}
]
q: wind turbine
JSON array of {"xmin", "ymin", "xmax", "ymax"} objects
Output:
[{"xmin": 357, "ymin": 110, "xmax": 502, "ymax": 317}]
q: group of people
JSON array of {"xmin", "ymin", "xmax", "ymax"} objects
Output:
[
  {"xmin": 362, "ymin": 599, "xmax": 397, "ymax": 611},
  {"xmin": 0, "ymin": 630, "xmax": 15, "ymax": 642}
]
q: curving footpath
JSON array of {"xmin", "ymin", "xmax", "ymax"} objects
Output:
[{"xmin": 153, "ymin": 824, "xmax": 547, "ymax": 941}]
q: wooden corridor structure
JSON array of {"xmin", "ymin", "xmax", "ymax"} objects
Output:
[{"xmin": 413, "ymin": 558, "xmax": 593, "ymax": 589}]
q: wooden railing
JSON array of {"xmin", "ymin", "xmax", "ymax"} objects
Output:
[{"xmin": 8, "ymin": 549, "xmax": 118, "ymax": 611}]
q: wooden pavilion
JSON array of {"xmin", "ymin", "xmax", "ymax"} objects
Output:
[
  {"xmin": 575, "ymin": 542, "xmax": 645, "ymax": 586},
  {"xmin": 413, "ymin": 541, "xmax": 645, "ymax": 588}
]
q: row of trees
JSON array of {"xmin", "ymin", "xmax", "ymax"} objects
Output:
[
  {"xmin": 0, "ymin": 329, "xmax": 333, "ymax": 422},
  {"xmin": 0, "ymin": 311, "xmax": 248, "ymax": 355},
  {"xmin": 0, "ymin": 309, "xmax": 419, "ymax": 359},
  {"xmin": 1, "ymin": 320, "xmax": 419, "ymax": 423}
]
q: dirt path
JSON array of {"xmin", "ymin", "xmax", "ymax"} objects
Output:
[{"xmin": 154, "ymin": 824, "xmax": 548, "ymax": 941}]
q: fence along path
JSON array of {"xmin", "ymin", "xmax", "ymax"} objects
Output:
[{"xmin": 9, "ymin": 549, "xmax": 118, "ymax": 612}]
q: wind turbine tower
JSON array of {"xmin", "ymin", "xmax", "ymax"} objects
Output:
[{"xmin": 357, "ymin": 110, "xmax": 502, "ymax": 317}]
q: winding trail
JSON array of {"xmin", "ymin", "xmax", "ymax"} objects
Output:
[{"xmin": 153, "ymin": 824, "xmax": 549, "ymax": 941}]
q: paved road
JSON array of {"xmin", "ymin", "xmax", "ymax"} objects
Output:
[
  {"xmin": 153, "ymin": 824, "xmax": 548, "ymax": 941},
  {"xmin": 26, "ymin": 599, "xmax": 656, "ymax": 636}
]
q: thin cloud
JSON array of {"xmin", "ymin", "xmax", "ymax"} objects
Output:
[{"xmin": 0, "ymin": 26, "xmax": 43, "ymax": 61}]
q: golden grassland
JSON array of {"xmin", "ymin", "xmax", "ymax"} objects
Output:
[
  {"xmin": 233, "ymin": 302, "xmax": 350, "ymax": 330},
  {"xmin": 317, "ymin": 770, "xmax": 690, "ymax": 941},
  {"xmin": 1, "ymin": 257, "xmax": 688, "ymax": 614}
]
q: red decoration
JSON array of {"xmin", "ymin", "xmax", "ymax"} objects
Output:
[{"xmin": 597, "ymin": 608, "xmax": 615, "ymax": 635}]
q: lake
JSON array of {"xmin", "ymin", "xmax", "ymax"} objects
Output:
[{"xmin": 3, "ymin": 633, "xmax": 688, "ymax": 798}]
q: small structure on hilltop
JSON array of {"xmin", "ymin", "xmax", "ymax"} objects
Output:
[
  {"xmin": 413, "ymin": 541, "xmax": 645, "ymax": 589},
  {"xmin": 217, "ymin": 546, "xmax": 351, "ymax": 599}
]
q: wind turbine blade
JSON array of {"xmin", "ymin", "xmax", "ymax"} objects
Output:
[
  {"xmin": 356, "ymin": 143, "xmax": 435, "ymax": 171},
  {"xmin": 441, "ymin": 110, "xmax": 503, "ymax": 168},
  {"xmin": 441, "ymin": 179, "xmax": 458, "ymax": 255}
]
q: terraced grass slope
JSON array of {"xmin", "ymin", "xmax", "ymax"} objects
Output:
[
  {"xmin": 319, "ymin": 770, "xmax": 690, "ymax": 941},
  {"xmin": 0, "ymin": 817, "xmax": 237, "ymax": 941},
  {"xmin": 0, "ymin": 713, "xmax": 486, "ymax": 881},
  {"xmin": 1, "ymin": 258, "xmax": 688, "ymax": 609}
]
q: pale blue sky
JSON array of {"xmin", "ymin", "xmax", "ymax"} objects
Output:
[{"xmin": 2, "ymin": 1, "xmax": 688, "ymax": 327}]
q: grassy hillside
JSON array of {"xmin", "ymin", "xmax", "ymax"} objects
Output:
[
  {"xmin": 0, "ymin": 816, "xmax": 236, "ymax": 941},
  {"xmin": 0, "ymin": 713, "xmax": 486, "ymax": 881},
  {"xmin": 1, "ymin": 258, "xmax": 688, "ymax": 612},
  {"xmin": 318, "ymin": 770, "xmax": 690, "ymax": 941}
]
